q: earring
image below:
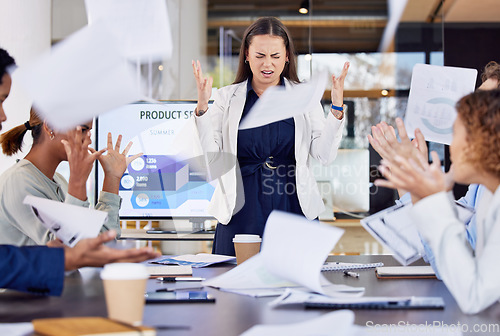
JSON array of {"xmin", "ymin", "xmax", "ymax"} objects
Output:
[
  {"xmin": 50, "ymin": 132, "xmax": 55, "ymax": 140},
  {"xmin": 245, "ymin": 60, "xmax": 248, "ymax": 64}
]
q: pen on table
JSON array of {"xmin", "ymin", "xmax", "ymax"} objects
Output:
[
  {"xmin": 156, "ymin": 286, "xmax": 204, "ymax": 292},
  {"xmin": 157, "ymin": 277, "xmax": 206, "ymax": 282},
  {"xmin": 344, "ymin": 271, "xmax": 359, "ymax": 278}
]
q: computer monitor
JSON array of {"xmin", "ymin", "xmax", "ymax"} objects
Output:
[
  {"xmin": 310, "ymin": 149, "xmax": 370, "ymax": 216},
  {"xmin": 95, "ymin": 101, "xmax": 215, "ymax": 221}
]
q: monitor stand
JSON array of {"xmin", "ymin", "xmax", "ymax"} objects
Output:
[
  {"xmin": 190, "ymin": 218, "xmax": 206, "ymax": 233},
  {"xmin": 146, "ymin": 218, "xmax": 213, "ymax": 234}
]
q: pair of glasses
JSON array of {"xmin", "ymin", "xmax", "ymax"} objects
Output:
[{"xmin": 79, "ymin": 125, "xmax": 91, "ymax": 134}]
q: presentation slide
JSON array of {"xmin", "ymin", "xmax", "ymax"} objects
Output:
[{"xmin": 96, "ymin": 102, "xmax": 215, "ymax": 219}]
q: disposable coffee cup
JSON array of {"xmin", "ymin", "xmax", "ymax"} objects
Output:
[
  {"xmin": 100, "ymin": 263, "xmax": 149, "ymax": 326},
  {"xmin": 232, "ymin": 234, "xmax": 262, "ymax": 265}
]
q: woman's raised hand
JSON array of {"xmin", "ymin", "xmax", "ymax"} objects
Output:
[
  {"xmin": 331, "ymin": 61, "xmax": 350, "ymax": 107},
  {"xmin": 192, "ymin": 60, "xmax": 213, "ymax": 113},
  {"xmin": 96, "ymin": 133, "xmax": 142, "ymax": 194},
  {"xmin": 62, "ymin": 126, "xmax": 106, "ymax": 201}
]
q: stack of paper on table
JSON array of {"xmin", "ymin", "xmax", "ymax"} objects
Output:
[
  {"xmin": 145, "ymin": 265, "xmax": 192, "ymax": 277},
  {"xmin": 203, "ymin": 210, "xmax": 365, "ymax": 298},
  {"xmin": 241, "ymin": 309, "xmax": 458, "ymax": 336},
  {"xmin": 150, "ymin": 253, "xmax": 236, "ymax": 268}
]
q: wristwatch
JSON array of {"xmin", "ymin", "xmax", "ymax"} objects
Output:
[{"xmin": 330, "ymin": 104, "xmax": 345, "ymax": 120}]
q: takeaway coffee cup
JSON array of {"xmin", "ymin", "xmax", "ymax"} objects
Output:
[
  {"xmin": 100, "ymin": 263, "xmax": 150, "ymax": 326},
  {"xmin": 232, "ymin": 234, "xmax": 262, "ymax": 264}
]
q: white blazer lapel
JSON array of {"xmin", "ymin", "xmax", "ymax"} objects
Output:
[{"xmin": 226, "ymin": 82, "xmax": 248, "ymax": 153}]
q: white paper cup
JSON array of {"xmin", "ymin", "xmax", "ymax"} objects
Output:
[
  {"xmin": 100, "ymin": 263, "xmax": 149, "ymax": 326},
  {"xmin": 232, "ymin": 234, "xmax": 262, "ymax": 264}
]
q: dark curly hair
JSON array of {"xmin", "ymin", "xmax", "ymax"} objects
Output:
[
  {"xmin": 456, "ymin": 89, "xmax": 500, "ymax": 178},
  {"xmin": 0, "ymin": 48, "xmax": 15, "ymax": 84}
]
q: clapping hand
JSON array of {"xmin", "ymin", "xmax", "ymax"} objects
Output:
[{"xmin": 375, "ymin": 151, "xmax": 452, "ymax": 204}]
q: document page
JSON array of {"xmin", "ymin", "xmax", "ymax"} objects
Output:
[
  {"xmin": 14, "ymin": 22, "xmax": 140, "ymax": 132},
  {"xmin": 152, "ymin": 253, "xmax": 236, "ymax": 268},
  {"xmin": 239, "ymin": 73, "xmax": 327, "ymax": 130},
  {"xmin": 404, "ymin": 64, "xmax": 477, "ymax": 145},
  {"xmin": 85, "ymin": 0, "xmax": 173, "ymax": 62},
  {"xmin": 240, "ymin": 310, "xmax": 354, "ymax": 336},
  {"xmin": 361, "ymin": 203, "xmax": 421, "ymax": 265},
  {"xmin": 23, "ymin": 195, "xmax": 107, "ymax": 247},
  {"xmin": 362, "ymin": 201, "xmax": 476, "ymax": 265}
]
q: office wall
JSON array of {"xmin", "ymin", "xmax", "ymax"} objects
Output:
[
  {"xmin": 443, "ymin": 23, "xmax": 500, "ymax": 199},
  {"xmin": 0, "ymin": 0, "xmax": 51, "ymax": 174}
]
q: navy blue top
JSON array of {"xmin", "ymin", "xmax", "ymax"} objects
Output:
[
  {"xmin": 0, "ymin": 245, "xmax": 64, "ymax": 296},
  {"xmin": 212, "ymin": 77, "xmax": 303, "ymax": 256}
]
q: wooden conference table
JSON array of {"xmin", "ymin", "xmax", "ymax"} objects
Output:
[{"xmin": 1, "ymin": 255, "xmax": 499, "ymax": 336}]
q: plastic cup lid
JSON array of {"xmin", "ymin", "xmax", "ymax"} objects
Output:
[{"xmin": 232, "ymin": 234, "xmax": 262, "ymax": 243}]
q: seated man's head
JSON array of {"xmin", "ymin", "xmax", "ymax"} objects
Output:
[
  {"xmin": 479, "ymin": 61, "xmax": 500, "ymax": 90},
  {"xmin": 0, "ymin": 48, "xmax": 15, "ymax": 130}
]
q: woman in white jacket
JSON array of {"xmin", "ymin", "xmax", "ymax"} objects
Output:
[
  {"xmin": 376, "ymin": 89, "xmax": 500, "ymax": 314},
  {"xmin": 192, "ymin": 17, "xmax": 348, "ymax": 255}
]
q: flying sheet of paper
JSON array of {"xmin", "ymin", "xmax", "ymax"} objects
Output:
[
  {"xmin": 23, "ymin": 195, "xmax": 107, "ymax": 247},
  {"xmin": 240, "ymin": 310, "xmax": 354, "ymax": 336},
  {"xmin": 349, "ymin": 325, "xmax": 463, "ymax": 336},
  {"xmin": 261, "ymin": 211, "xmax": 344, "ymax": 294},
  {"xmin": 404, "ymin": 64, "xmax": 477, "ymax": 145},
  {"xmin": 14, "ymin": 22, "xmax": 140, "ymax": 132},
  {"xmin": 238, "ymin": 73, "xmax": 327, "ymax": 130},
  {"xmin": 0, "ymin": 323, "xmax": 34, "ymax": 336},
  {"xmin": 204, "ymin": 210, "xmax": 364, "ymax": 296},
  {"xmin": 85, "ymin": 0, "xmax": 172, "ymax": 62}
]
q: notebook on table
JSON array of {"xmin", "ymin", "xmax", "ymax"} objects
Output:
[
  {"xmin": 321, "ymin": 262, "xmax": 384, "ymax": 272},
  {"xmin": 375, "ymin": 266, "xmax": 437, "ymax": 279},
  {"xmin": 32, "ymin": 317, "xmax": 155, "ymax": 336}
]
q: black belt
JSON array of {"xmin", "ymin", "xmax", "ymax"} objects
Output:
[{"xmin": 238, "ymin": 156, "xmax": 295, "ymax": 176}]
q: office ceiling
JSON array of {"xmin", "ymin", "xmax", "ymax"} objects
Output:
[{"xmin": 206, "ymin": 0, "xmax": 500, "ymax": 55}]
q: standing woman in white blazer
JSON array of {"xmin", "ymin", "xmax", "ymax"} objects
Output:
[
  {"xmin": 192, "ymin": 17, "xmax": 349, "ymax": 255},
  {"xmin": 376, "ymin": 89, "xmax": 500, "ymax": 314}
]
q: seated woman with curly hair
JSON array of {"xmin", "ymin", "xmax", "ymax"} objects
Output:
[{"xmin": 376, "ymin": 89, "xmax": 500, "ymax": 314}]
